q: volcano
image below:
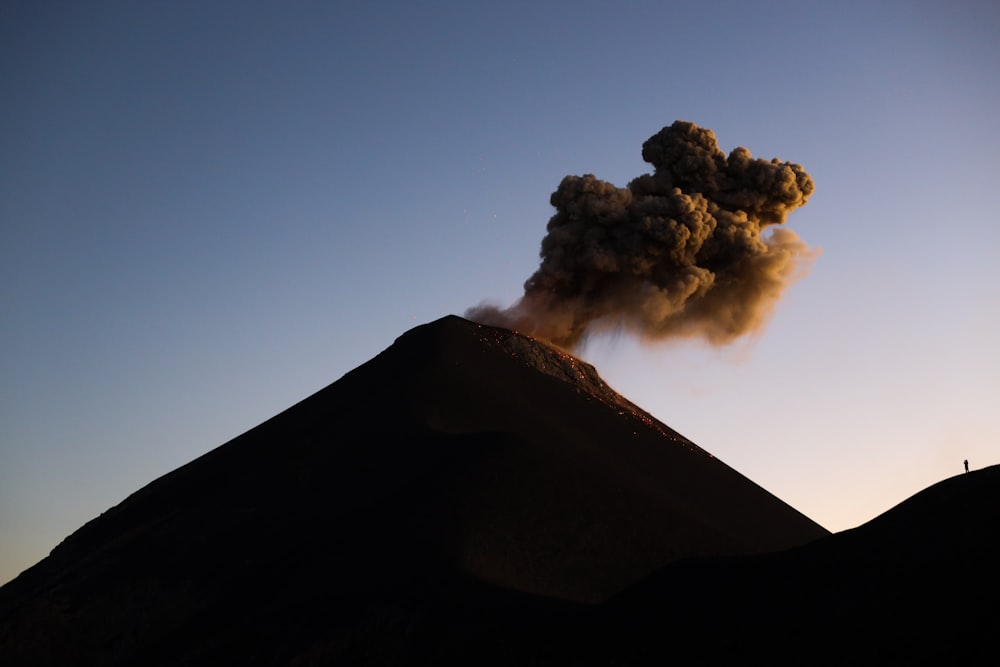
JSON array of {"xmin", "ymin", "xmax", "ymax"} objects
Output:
[{"xmin": 1, "ymin": 315, "xmax": 995, "ymax": 665}]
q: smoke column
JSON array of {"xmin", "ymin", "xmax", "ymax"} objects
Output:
[{"xmin": 466, "ymin": 120, "xmax": 817, "ymax": 349}]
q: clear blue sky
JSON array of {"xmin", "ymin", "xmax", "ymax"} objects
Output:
[{"xmin": 2, "ymin": 0, "xmax": 998, "ymax": 584}]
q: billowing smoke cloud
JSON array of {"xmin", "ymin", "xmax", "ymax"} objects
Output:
[{"xmin": 466, "ymin": 120, "xmax": 817, "ymax": 349}]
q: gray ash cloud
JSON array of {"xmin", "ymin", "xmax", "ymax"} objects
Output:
[{"xmin": 467, "ymin": 120, "xmax": 817, "ymax": 349}]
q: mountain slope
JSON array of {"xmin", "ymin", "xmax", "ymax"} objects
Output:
[
  {"xmin": 584, "ymin": 463, "xmax": 1000, "ymax": 664},
  {"xmin": 0, "ymin": 315, "xmax": 828, "ymax": 665},
  {"xmin": 429, "ymin": 465, "xmax": 1000, "ymax": 665}
]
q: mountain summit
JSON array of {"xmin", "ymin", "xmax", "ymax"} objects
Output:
[{"xmin": 0, "ymin": 315, "xmax": 829, "ymax": 664}]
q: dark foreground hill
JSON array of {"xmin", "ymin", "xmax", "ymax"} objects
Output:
[
  {"xmin": 1, "ymin": 315, "xmax": 994, "ymax": 665},
  {"xmin": 585, "ymin": 463, "xmax": 1000, "ymax": 665},
  {"xmin": 426, "ymin": 465, "xmax": 1000, "ymax": 665}
]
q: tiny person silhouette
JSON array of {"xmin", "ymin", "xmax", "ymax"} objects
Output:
[{"xmin": 964, "ymin": 459, "xmax": 969, "ymax": 473}]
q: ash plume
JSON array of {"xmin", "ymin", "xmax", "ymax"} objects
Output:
[{"xmin": 466, "ymin": 120, "xmax": 817, "ymax": 349}]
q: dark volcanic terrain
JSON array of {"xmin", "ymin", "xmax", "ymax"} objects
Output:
[{"xmin": 1, "ymin": 315, "xmax": 996, "ymax": 665}]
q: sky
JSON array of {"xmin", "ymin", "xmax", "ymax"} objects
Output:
[{"xmin": 2, "ymin": 0, "xmax": 998, "ymax": 586}]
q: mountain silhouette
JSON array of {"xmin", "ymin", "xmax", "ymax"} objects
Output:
[{"xmin": 1, "ymin": 315, "xmax": 995, "ymax": 665}]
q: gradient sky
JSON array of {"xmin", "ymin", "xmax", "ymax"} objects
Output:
[{"xmin": 2, "ymin": 0, "xmax": 999, "ymax": 585}]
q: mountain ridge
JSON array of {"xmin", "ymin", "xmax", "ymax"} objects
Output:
[{"xmin": 17, "ymin": 316, "xmax": 995, "ymax": 665}]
